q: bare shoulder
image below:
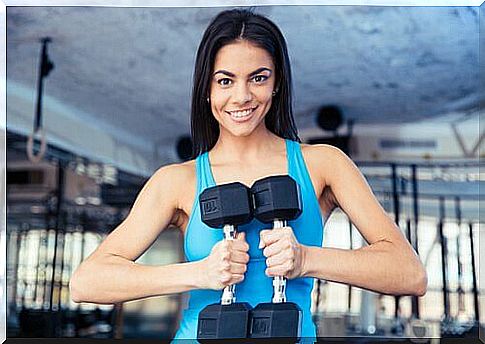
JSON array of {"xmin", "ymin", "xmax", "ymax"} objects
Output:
[
  {"xmin": 150, "ymin": 159, "xmax": 196, "ymax": 207},
  {"xmin": 300, "ymin": 143, "xmax": 354, "ymax": 182},
  {"xmin": 300, "ymin": 143, "xmax": 350, "ymax": 163},
  {"xmin": 300, "ymin": 143, "xmax": 364, "ymax": 216},
  {"xmin": 153, "ymin": 159, "xmax": 196, "ymax": 183}
]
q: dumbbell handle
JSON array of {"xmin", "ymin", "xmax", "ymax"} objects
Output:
[
  {"xmin": 221, "ymin": 224, "xmax": 236, "ymax": 305},
  {"xmin": 272, "ymin": 220, "xmax": 287, "ymax": 303}
]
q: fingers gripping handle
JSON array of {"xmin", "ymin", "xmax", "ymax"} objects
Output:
[
  {"xmin": 221, "ymin": 224, "xmax": 236, "ymax": 305},
  {"xmin": 272, "ymin": 220, "xmax": 287, "ymax": 303}
]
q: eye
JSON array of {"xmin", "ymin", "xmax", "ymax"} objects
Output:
[
  {"xmin": 217, "ymin": 78, "xmax": 232, "ymax": 86},
  {"xmin": 252, "ymin": 75, "xmax": 268, "ymax": 83}
]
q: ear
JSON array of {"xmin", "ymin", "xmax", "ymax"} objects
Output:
[{"xmin": 274, "ymin": 80, "xmax": 280, "ymax": 93}]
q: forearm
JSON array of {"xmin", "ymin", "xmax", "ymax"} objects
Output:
[
  {"xmin": 302, "ymin": 240, "xmax": 427, "ymax": 296},
  {"xmin": 70, "ymin": 254, "xmax": 204, "ymax": 304}
]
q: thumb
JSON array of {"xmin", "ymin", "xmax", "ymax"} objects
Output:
[
  {"xmin": 236, "ymin": 231, "xmax": 246, "ymax": 240},
  {"xmin": 258, "ymin": 229, "xmax": 268, "ymax": 249}
]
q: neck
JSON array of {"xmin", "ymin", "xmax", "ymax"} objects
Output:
[{"xmin": 211, "ymin": 126, "xmax": 283, "ymax": 164}]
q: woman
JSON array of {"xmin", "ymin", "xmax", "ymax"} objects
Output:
[{"xmin": 70, "ymin": 9, "xmax": 427, "ymax": 341}]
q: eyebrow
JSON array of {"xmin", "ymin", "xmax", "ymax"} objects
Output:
[{"xmin": 213, "ymin": 67, "xmax": 273, "ymax": 78}]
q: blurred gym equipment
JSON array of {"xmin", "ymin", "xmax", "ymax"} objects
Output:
[
  {"xmin": 6, "ymin": 130, "xmax": 484, "ymax": 340},
  {"xmin": 307, "ymin": 105, "xmax": 354, "ymax": 155},
  {"xmin": 7, "ymin": 132, "xmax": 183, "ymax": 339},
  {"xmin": 27, "ymin": 38, "xmax": 55, "ymax": 164},
  {"xmin": 312, "ymin": 161, "xmax": 483, "ymax": 341}
]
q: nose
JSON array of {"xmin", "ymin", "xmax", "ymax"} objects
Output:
[{"xmin": 232, "ymin": 81, "xmax": 252, "ymax": 104}]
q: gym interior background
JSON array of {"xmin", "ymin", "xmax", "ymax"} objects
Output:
[{"xmin": 3, "ymin": 3, "xmax": 484, "ymax": 342}]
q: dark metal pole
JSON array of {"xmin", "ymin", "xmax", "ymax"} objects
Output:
[
  {"xmin": 35, "ymin": 42, "xmax": 46, "ymax": 131},
  {"xmin": 114, "ymin": 303, "xmax": 124, "ymax": 339},
  {"xmin": 454, "ymin": 197, "xmax": 466, "ymax": 319},
  {"xmin": 34, "ymin": 38, "xmax": 54, "ymax": 132},
  {"xmin": 48, "ymin": 164, "xmax": 65, "ymax": 313},
  {"xmin": 438, "ymin": 197, "xmax": 450, "ymax": 319},
  {"xmin": 10, "ymin": 227, "xmax": 23, "ymax": 312},
  {"xmin": 33, "ymin": 229, "xmax": 48, "ymax": 308},
  {"xmin": 42, "ymin": 195, "xmax": 55, "ymax": 309},
  {"xmin": 49, "ymin": 161, "xmax": 65, "ymax": 335},
  {"xmin": 315, "ymin": 279, "xmax": 322, "ymax": 313},
  {"xmin": 411, "ymin": 165, "xmax": 420, "ymax": 255},
  {"xmin": 468, "ymin": 222, "xmax": 480, "ymax": 323},
  {"xmin": 19, "ymin": 225, "xmax": 29, "ymax": 308},
  {"xmin": 391, "ymin": 164, "xmax": 400, "ymax": 227},
  {"xmin": 391, "ymin": 164, "xmax": 401, "ymax": 322},
  {"xmin": 406, "ymin": 219, "xmax": 419, "ymax": 319},
  {"xmin": 56, "ymin": 230, "xmax": 66, "ymax": 311},
  {"xmin": 411, "ymin": 165, "xmax": 420, "ymax": 319},
  {"xmin": 348, "ymin": 218, "xmax": 353, "ymax": 313},
  {"xmin": 74, "ymin": 211, "xmax": 88, "ymax": 338},
  {"xmin": 33, "ymin": 198, "xmax": 51, "ymax": 308},
  {"xmin": 42, "ymin": 230, "xmax": 53, "ymax": 310}
]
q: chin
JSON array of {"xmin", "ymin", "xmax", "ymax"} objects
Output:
[
  {"xmin": 228, "ymin": 128, "xmax": 255, "ymax": 137},
  {"xmin": 220, "ymin": 118, "xmax": 266, "ymax": 138}
]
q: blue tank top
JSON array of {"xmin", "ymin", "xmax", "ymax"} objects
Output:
[{"xmin": 172, "ymin": 139, "xmax": 325, "ymax": 342}]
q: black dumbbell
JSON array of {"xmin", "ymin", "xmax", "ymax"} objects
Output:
[
  {"xmin": 197, "ymin": 182, "xmax": 254, "ymax": 340},
  {"xmin": 249, "ymin": 175, "xmax": 303, "ymax": 340}
]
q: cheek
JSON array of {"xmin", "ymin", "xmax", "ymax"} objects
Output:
[
  {"xmin": 210, "ymin": 92, "xmax": 229, "ymax": 113},
  {"xmin": 254, "ymin": 82, "xmax": 275, "ymax": 102},
  {"xmin": 257, "ymin": 90, "xmax": 274, "ymax": 107}
]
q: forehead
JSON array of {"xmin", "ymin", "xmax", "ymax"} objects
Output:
[{"xmin": 213, "ymin": 40, "xmax": 274, "ymax": 73}]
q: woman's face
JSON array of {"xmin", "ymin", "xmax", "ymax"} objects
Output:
[{"xmin": 209, "ymin": 40, "xmax": 276, "ymax": 138}]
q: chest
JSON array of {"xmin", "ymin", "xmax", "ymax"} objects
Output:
[
  {"xmin": 185, "ymin": 180, "xmax": 325, "ymax": 262},
  {"xmin": 177, "ymin": 151, "xmax": 327, "ymax": 233},
  {"xmin": 210, "ymin": 158, "xmax": 288, "ymax": 187}
]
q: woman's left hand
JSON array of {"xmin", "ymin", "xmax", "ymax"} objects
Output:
[{"xmin": 259, "ymin": 226, "xmax": 306, "ymax": 279}]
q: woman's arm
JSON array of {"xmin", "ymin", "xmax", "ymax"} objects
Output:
[
  {"xmin": 259, "ymin": 145, "xmax": 427, "ymax": 296},
  {"xmin": 302, "ymin": 145, "xmax": 427, "ymax": 296},
  {"xmin": 70, "ymin": 254, "xmax": 205, "ymax": 304},
  {"xmin": 69, "ymin": 163, "xmax": 205, "ymax": 304}
]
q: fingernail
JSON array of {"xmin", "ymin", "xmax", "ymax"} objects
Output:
[{"xmin": 258, "ymin": 240, "xmax": 263, "ymax": 249}]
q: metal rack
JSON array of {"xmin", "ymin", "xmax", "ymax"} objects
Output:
[{"xmin": 312, "ymin": 160, "xmax": 483, "ymax": 339}]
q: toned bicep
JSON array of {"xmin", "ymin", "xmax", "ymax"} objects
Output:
[
  {"xmin": 326, "ymin": 148, "xmax": 403, "ymax": 245},
  {"xmin": 86, "ymin": 166, "xmax": 178, "ymax": 262}
]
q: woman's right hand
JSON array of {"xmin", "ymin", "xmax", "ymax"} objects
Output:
[{"xmin": 198, "ymin": 232, "xmax": 250, "ymax": 290}]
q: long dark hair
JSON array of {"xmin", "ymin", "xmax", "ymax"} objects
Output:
[{"xmin": 190, "ymin": 8, "xmax": 300, "ymax": 158}]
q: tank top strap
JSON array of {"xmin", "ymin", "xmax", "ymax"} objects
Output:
[
  {"xmin": 285, "ymin": 139, "xmax": 319, "ymax": 201},
  {"xmin": 196, "ymin": 152, "xmax": 216, "ymax": 192}
]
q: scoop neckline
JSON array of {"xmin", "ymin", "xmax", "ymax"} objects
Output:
[{"xmin": 205, "ymin": 138, "xmax": 291, "ymax": 187}]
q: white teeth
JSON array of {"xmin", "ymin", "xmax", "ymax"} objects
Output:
[{"xmin": 229, "ymin": 108, "xmax": 255, "ymax": 118}]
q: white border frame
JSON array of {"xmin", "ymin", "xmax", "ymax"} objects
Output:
[{"xmin": 1, "ymin": 1, "xmax": 483, "ymax": 343}]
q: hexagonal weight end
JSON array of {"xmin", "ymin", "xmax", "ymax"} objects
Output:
[
  {"xmin": 251, "ymin": 175, "xmax": 302, "ymax": 223},
  {"xmin": 249, "ymin": 302, "xmax": 302, "ymax": 339},
  {"xmin": 199, "ymin": 182, "xmax": 253, "ymax": 228},
  {"xmin": 197, "ymin": 302, "xmax": 252, "ymax": 339}
]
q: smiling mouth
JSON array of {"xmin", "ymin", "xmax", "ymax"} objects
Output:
[{"xmin": 226, "ymin": 106, "xmax": 258, "ymax": 119}]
